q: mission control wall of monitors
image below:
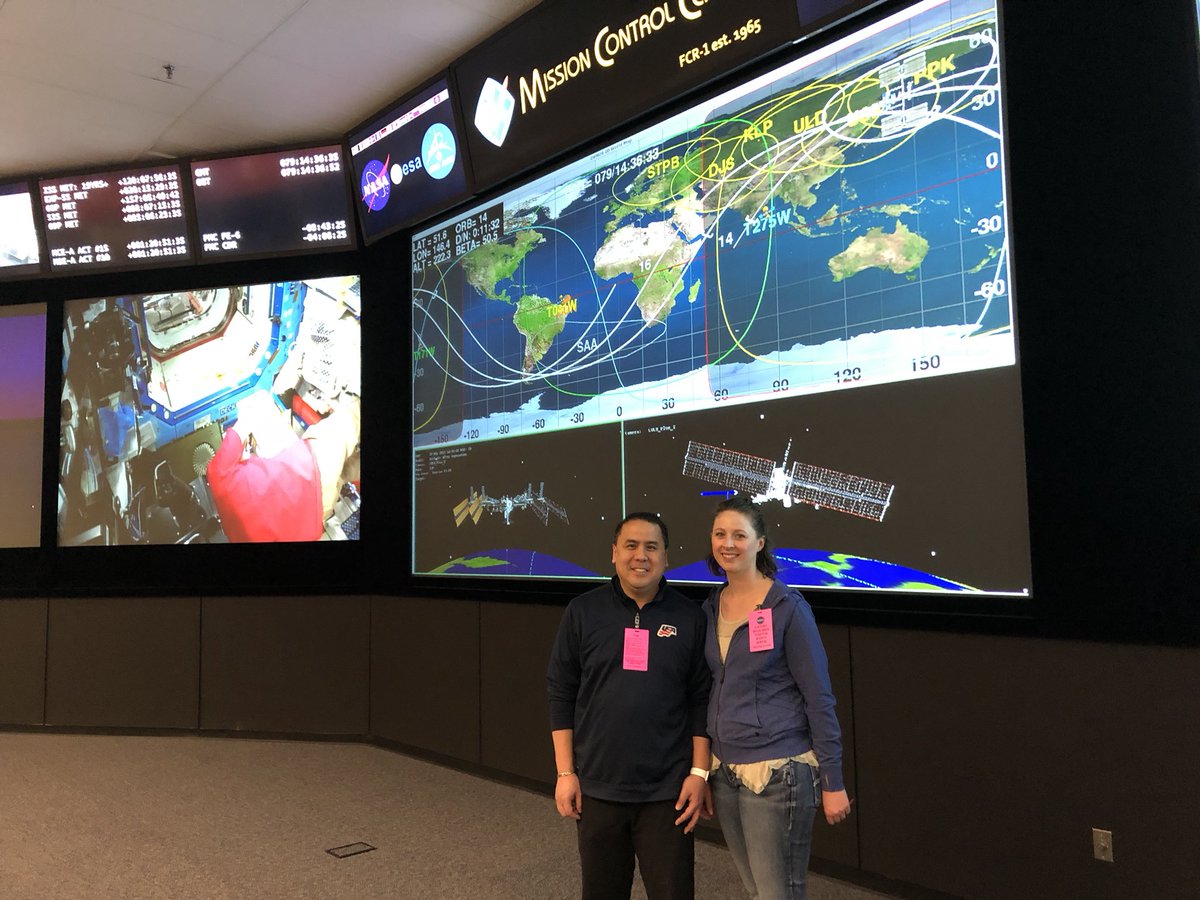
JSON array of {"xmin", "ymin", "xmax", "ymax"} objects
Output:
[{"xmin": 1, "ymin": 0, "xmax": 1031, "ymax": 602}]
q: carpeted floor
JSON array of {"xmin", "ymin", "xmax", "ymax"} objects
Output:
[{"xmin": 0, "ymin": 733, "xmax": 896, "ymax": 899}]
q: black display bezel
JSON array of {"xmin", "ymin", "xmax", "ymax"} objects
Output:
[{"xmin": 345, "ymin": 72, "xmax": 477, "ymax": 246}]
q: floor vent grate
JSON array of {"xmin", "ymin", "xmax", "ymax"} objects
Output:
[{"xmin": 326, "ymin": 842, "xmax": 376, "ymax": 859}]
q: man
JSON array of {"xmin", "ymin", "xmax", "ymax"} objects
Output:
[
  {"xmin": 207, "ymin": 392, "xmax": 359, "ymax": 542},
  {"xmin": 547, "ymin": 512, "xmax": 711, "ymax": 900}
]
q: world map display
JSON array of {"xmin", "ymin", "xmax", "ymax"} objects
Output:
[
  {"xmin": 412, "ymin": 0, "xmax": 1032, "ymax": 597},
  {"xmin": 413, "ymin": 0, "xmax": 1011, "ymax": 444}
]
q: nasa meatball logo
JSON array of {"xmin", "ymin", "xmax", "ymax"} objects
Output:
[{"xmin": 360, "ymin": 159, "xmax": 390, "ymax": 212}]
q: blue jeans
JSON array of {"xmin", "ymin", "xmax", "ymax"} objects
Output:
[{"xmin": 711, "ymin": 760, "xmax": 821, "ymax": 900}]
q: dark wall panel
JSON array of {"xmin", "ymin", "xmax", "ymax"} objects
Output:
[
  {"xmin": 811, "ymin": 623, "xmax": 858, "ymax": 868},
  {"xmin": 479, "ymin": 600, "xmax": 562, "ymax": 782},
  {"xmin": 0, "ymin": 598, "xmax": 47, "ymax": 725},
  {"xmin": 45, "ymin": 596, "xmax": 199, "ymax": 728},
  {"xmin": 201, "ymin": 595, "xmax": 368, "ymax": 734},
  {"xmin": 850, "ymin": 628, "xmax": 1200, "ymax": 900},
  {"xmin": 371, "ymin": 595, "xmax": 480, "ymax": 763}
]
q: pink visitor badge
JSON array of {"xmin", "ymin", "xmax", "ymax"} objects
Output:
[
  {"xmin": 623, "ymin": 627, "xmax": 649, "ymax": 671},
  {"xmin": 748, "ymin": 608, "xmax": 774, "ymax": 652}
]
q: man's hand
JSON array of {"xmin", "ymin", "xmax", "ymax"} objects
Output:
[
  {"xmin": 673, "ymin": 774, "xmax": 710, "ymax": 833},
  {"xmin": 555, "ymin": 773, "xmax": 583, "ymax": 821},
  {"xmin": 823, "ymin": 788, "xmax": 852, "ymax": 825}
]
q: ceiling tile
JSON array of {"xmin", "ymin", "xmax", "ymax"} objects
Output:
[
  {"xmin": 0, "ymin": 39, "xmax": 203, "ymax": 119},
  {"xmin": 0, "ymin": 81, "xmax": 174, "ymax": 176},
  {"xmin": 102, "ymin": 0, "xmax": 309, "ymax": 43},
  {"xmin": 180, "ymin": 52, "xmax": 354, "ymax": 143},
  {"xmin": 255, "ymin": 2, "xmax": 453, "ymax": 87},
  {"xmin": 0, "ymin": 0, "xmax": 253, "ymax": 73}
]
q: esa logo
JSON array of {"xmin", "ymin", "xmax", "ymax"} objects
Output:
[
  {"xmin": 391, "ymin": 157, "xmax": 423, "ymax": 183},
  {"xmin": 360, "ymin": 155, "xmax": 426, "ymax": 213}
]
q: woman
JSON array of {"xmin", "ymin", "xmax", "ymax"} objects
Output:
[{"xmin": 704, "ymin": 496, "xmax": 851, "ymax": 900}]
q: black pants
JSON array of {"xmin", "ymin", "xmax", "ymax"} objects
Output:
[{"xmin": 577, "ymin": 794, "xmax": 694, "ymax": 900}]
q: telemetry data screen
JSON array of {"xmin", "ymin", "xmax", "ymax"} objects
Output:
[
  {"xmin": 192, "ymin": 146, "xmax": 353, "ymax": 260},
  {"xmin": 39, "ymin": 164, "xmax": 192, "ymax": 272}
]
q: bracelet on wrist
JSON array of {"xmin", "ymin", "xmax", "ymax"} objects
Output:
[
  {"xmin": 557, "ymin": 770, "xmax": 575, "ymax": 778},
  {"xmin": 689, "ymin": 766, "xmax": 710, "ymax": 782}
]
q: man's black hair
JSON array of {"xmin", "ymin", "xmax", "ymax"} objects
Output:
[{"xmin": 613, "ymin": 512, "xmax": 669, "ymax": 549}]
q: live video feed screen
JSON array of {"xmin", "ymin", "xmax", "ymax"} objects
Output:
[
  {"xmin": 0, "ymin": 303, "xmax": 46, "ymax": 548},
  {"xmin": 411, "ymin": 0, "xmax": 1032, "ymax": 597},
  {"xmin": 58, "ymin": 276, "xmax": 361, "ymax": 546},
  {"xmin": 0, "ymin": 181, "xmax": 42, "ymax": 277}
]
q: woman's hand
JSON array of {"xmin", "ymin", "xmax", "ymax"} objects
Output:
[{"xmin": 823, "ymin": 788, "xmax": 852, "ymax": 825}]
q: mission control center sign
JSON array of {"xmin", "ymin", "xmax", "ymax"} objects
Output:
[{"xmin": 454, "ymin": 0, "xmax": 803, "ymax": 189}]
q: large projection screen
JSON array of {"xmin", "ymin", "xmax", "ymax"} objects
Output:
[
  {"xmin": 411, "ymin": 0, "xmax": 1031, "ymax": 597},
  {"xmin": 58, "ymin": 276, "xmax": 361, "ymax": 546},
  {"xmin": 0, "ymin": 303, "xmax": 46, "ymax": 548}
]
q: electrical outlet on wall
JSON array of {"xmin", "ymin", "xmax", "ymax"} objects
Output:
[{"xmin": 1092, "ymin": 827, "xmax": 1114, "ymax": 862}]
